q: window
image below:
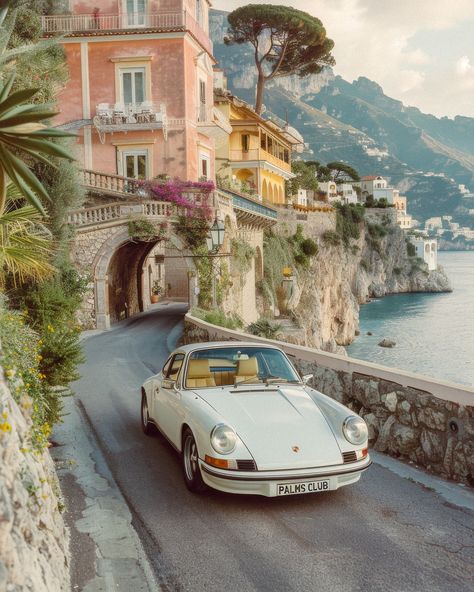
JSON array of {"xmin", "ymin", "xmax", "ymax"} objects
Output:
[
  {"xmin": 241, "ymin": 134, "xmax": 250, "ymax": 152},
  {"xmin": 196, "ymin": 0, "xmax": 203, "ymax": 26},
  {"xmin": 283, "ymin": 149, "xmax": 289, "ymax": 164},
  {"xmin": 120, "ymin": 68, "xmax": 145, "ymax": 106},
  {"xmin": 162, "ymin": 356, "xmax": 173, "ymax": 376},
  {"xmin": 166, "ymin": 354, "xmax": 185, "ymax": 380},
  {"xmin": 260, "ymin": 132, "xmax": 267, "ymax": 150},
  {"xmin": 267, "ymin": 136, "xmax": 273, "ymax": 154},
  {"xmin": 198, "ymin": 79, "xmax": 207, "ymax": 122},
  {"xmin": 200, "ymin": 153, "xmax": 210, "ymax": 180},
  {"xmin": 123, "ymin": 150, "xmax": 148, "ymax": 179},
  {"xmin": 126, "ymin": 0, "xmax": 146, "ymax": 26}
]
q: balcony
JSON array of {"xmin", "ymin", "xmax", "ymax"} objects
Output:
[
  {"xmin": 229, "ymin": 149, "xmax": 293, "ymax": 178},
  {"xmin": 41, "ymin": 10, "xmax": 212, "ymax": 55},
  {"xmin": 217, "ymin": 188, "xmax": 278, "ymax": 228},
  {"xmin": 93, "ymin": 102, "xmax": 167, "ymax": 140}
]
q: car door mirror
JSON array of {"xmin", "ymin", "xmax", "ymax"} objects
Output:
[
  {"xmin": 162, "ymin": 378, "xmax": 176, "ymax": 390},
  {"xmin": 302, "ymin": 374, "xmax": 313, "ymax": 385}
]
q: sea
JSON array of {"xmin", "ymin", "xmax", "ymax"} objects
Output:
[{"xmin": 346, "ymin": 251, "xmax": 474, "ymax": 387}]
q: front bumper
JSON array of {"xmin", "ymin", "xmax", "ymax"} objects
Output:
[{"xmin": 199, "ymin": 456, "xmax": 372, "ymax": 497}]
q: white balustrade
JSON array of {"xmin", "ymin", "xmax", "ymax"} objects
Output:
[{"xmin": 67, "ymin": 201, "xmax": 173, "ymax": 228}]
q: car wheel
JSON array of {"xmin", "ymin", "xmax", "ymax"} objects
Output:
[
  {"xmin": 141, "ymin": 391, "xmax": 154, "ymax": 436},
  {"xmin": 182, "ymin": 428, "xmax": 207, "ymax": 493}
]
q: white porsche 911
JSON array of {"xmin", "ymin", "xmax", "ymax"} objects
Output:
[{"xmin": 141, "ymin": 342, "xmax": 371, "ymax": 497}]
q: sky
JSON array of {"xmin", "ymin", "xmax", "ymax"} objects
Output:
[{"xmin": 212, "ymin": 0, "xmax": 474, "ymax": 119}]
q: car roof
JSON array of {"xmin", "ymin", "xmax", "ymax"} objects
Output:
[{"xmin": 175, "ymin": 341, "xmax": 285, "ymax": 355}]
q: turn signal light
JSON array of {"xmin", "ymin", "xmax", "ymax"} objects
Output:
[
  {"xmin": 205, "ymin": 455, "xmax": 238, "ymax": 469},
  {"xmin": 356, "ymin": 448, "xmax": 369, "ymax": 460}
]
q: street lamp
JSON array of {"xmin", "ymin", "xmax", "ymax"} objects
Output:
[
  {"xmin": 206, "ymin": 217, "xmax": 225, "ymax": 253},
  {"xmin": 206, "ymin": 217, "xmax": 226, "ymax": 307}
]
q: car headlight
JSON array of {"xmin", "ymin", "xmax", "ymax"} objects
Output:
[
  {"xmin": 210, "ymin": 424, "xmax": 237, "ymax": 454},
  {"xmin": 343, "ymin": 416, "xmax": 368, "ymax": 445}
]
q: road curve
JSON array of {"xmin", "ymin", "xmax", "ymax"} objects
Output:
[{"xmin": 73, "ymin": 304, "xmax": 474, "ymax": 592}]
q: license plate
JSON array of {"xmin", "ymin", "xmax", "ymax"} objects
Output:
[{"xmin": 276, "ymin": 479, "xmax": 331, "ymax": 496}]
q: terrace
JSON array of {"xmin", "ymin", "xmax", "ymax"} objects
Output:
[
  {"xmin": 93, "ymin": 102, "xmax": 167, "ymax": 139},
  {"xmin": 41, "ymin": 10, "xmax": 212, "ymax": 55}
]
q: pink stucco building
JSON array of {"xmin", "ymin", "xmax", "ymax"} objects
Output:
[{"xmin": 43, "ymin": 0, "xmax": 218, "ymax": 182}]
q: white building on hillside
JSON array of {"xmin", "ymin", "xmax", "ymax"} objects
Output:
[
  {"xmin": 357, "ymin": 175, "xmax": 388, "ymax": 197},
  {"xmin": 338, "ymin": 183, "xmax": 358, "ymax": 204},
  {"xmin": 296, "ymin": 188, "xmax": 308, "ymax": 207},
  {"xmin": 412, "ymin": 237, "xmax": 437, "ymax": 271},
  {"xmin": 318, "ymin": 181, "xmax": 338, "ymax": 202}
]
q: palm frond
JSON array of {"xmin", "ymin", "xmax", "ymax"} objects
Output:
[{"xmin": 0, "ymin": 199, "xmax": 55, "ymax": 285}]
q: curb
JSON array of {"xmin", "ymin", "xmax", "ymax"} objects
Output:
[{"xmin": 52, "ymin": 396, "xmax": 160, "ymax": 592}]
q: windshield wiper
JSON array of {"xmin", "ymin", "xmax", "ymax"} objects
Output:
[
  {"xmin": 264, "ymin": 376, "xmax": 300, "ymax": 385},
  {"xmin": 233, "ymin": 376, "xmax": 262, "ymax": 386}
]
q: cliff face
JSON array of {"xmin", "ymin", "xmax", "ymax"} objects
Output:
[{"xmin": 275, "ymin": 210, "xmax": 451, "ymax": 353}]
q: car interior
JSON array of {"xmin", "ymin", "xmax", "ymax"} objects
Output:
[{"xmin": 185, "ymin": 357, "xmax": 261, "ymax": 388}]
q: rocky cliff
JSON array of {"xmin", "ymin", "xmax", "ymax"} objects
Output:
[
  {"xmin": 270, "ymin": 209, "xmax": 451, "ymax": 353},
  {"xmin": 0, "ymin": 363, "xmax": 70, "ymax": 592}
]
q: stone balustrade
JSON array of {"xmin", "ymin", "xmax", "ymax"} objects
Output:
[
  {"xmin": 182, "ymin": 313, "xmax": 474, "ymax": 485},
  {"xmin": 67, "ymin": 200, "xmax": 173, "ymax": 229}
]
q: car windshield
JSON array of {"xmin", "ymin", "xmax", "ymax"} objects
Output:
[{"xmin": 185, "ymin": 346, "xmax": 301, "ymax": 389}]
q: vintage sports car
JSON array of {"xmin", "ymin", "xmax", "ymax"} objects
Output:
[{"xmin": 141, "ymin": 342, "xmax": 371, "ymax": 497}]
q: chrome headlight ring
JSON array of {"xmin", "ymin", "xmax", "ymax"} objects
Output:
[
  {"xmin": 343, "ymin": 416, "xmax": 368, "ymax": 446},
  {"xmin": 210, "ymin": 424, "xmax": 237, "ymax": 455}
]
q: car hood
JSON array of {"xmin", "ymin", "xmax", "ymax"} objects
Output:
[{"xmin": 195, "ymin": 385, "xmax": 342, "ymax": 470}]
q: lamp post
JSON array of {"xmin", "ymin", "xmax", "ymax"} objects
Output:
[{"xmin": 206, "ymin": 217, "xmax": 225, "ymax": 308}]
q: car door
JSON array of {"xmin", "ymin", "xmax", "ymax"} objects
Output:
[{"xmin": 153, "ymin": 353, "xmax": 185, "ymax": 448}]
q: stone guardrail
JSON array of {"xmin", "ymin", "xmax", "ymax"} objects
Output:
[{"xmin": 183, "ymin": 313, "xmax": 474, "ymax": 485}]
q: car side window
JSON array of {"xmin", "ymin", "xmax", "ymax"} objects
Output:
[
  {"xmin": 162, "ymin": 356, "xmax": 173, "ymax": 376},
  {"xmin": 166, "ymin": 354, "xmax": 185, "ymax": 381}
]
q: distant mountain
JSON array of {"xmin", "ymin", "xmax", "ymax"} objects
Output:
[{"xmin": 210, "ymin": 9, "xmax": 474, "ymax": 225}]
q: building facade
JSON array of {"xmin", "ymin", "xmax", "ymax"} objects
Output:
[
  {"xmin": 214, "ymin": 92, "xmax": 301, "ymax": 205},
  {"xmin": 412, "ymin": 237, "xmax": 437, "ymax": 271},
  {"xmin": 43, "ymin": 0, "xmax": 219, "ymax": 183}
]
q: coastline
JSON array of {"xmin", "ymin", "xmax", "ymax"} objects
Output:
[{"xmin": 346, "ymin": 252, "xmax": 474, "ymax": 386}]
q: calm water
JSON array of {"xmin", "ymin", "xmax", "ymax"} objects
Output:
[{"xmin": 347, "ymin": 251, "xmax": 474, "ymax": 386}]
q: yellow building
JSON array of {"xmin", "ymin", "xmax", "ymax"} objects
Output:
[{"xmin": 214, "ymin": 91, "xmax": 302, "ymax": 205}]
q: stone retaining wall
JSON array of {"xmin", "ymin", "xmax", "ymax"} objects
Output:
[
  {"xmin": 0, "ymin": 366, "xmax": 70, "ymax": 591},
  {"xmin": 183, "ymin": 315, "xmax": 474, "ymax": 486}
]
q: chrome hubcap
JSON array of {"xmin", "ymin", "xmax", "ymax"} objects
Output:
[{"xmin": 184, "ymin": 436, "xmax": 198, "ymax": 481}]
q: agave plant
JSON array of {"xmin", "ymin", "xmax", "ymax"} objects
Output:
[
  {"xmin": 0, "ymin": 183, "xmax": 54, "ymax": 286},
  {"xmin": 0, "ymin": 72, "xmax": 75, "ymax": 216}
]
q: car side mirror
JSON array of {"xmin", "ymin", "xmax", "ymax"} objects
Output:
[
  {"xmin": 162, "ymin": 378, "xmax": 176, "ymax": 390},
  {"xmin": 302, "ymin": 374, "xmax": 313, "ymax": 385}
]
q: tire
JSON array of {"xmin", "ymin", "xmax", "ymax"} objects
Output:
[
  {"xmin": 182, "ymin": 428, "xmax": 207, "ymax": 493},
  {"xmin": 141, "ymin": 391, "xmax": 154, "ymax": 436}
]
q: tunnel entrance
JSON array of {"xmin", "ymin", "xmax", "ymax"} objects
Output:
[{"xmin": 103, "ymin": 235, "xmax": 193, "ymax": 326}]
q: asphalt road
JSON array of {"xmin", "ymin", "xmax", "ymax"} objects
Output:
[{"xmin": 73, "ymin": 304, "xmax": 474, "ymax": 592}]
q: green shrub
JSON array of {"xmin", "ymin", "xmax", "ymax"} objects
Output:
[
  {"xmin": 231, "ymin": 238, "xmax": 256, "ymax": 286},
  {"xmin": 322, "ymin": 230, "xmax": 341, "ymax": 246},
  {"xmin": 393, "ymin": 267, "xmax": 402, "ymax": 275},
  {"xmin": 366, "ymin": 222, "xmax": 388, "ymax": 239},
  {"xmin": 0, "ymin": 308, "xmax": 58, "ymax": 448},
  {"xmin": 406, "ymin": 241, "xmax": 416, "ymax": 257},
  {"xmin": 128, "ymin": 218, "xmax": 161, "ymax": 241},
  {"xmin": 247, "ymin": 318, "xmax": 282, "ymax": 340},
  {"xmin": 301, "ymin": 237, "xmax": 318, "ymax": 257},
  {"xmin": 16, "ymin": 265, "xmax": 86, "ymax": 391},
  {"xmin": 360, "ymin": 260, "xmax": 370, "ymax": 272},
  {"xmin": 191, "ymin": 307, "xmax": 243, "ymax": 330},
  {"xmin": 334, "ymin": 203, "xmax": 365, "ymax": 247}
]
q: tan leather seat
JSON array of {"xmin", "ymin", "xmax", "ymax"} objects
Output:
[
  {"xmin": 186, "ymin": 359, "xmax": 216, "ymax": 388},
  {"xmin": 213, "ymin": 371, "xmax": 236, "ymax": 386},
  {"xmin": 235, "ymin": 357, "xmax": 259, "ymax": 384}
]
